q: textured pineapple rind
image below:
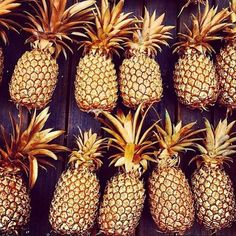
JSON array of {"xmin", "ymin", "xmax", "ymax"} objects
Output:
[
  {"xmin": 98, "ymin": 172, "xmax": 145, "ymax": 236},
  {"xmin": 216, "ymin": 41, "xmax": 236, "ymax": 110},
  {"xmin": 174, "ymin": 49, "xmax": 219, "ymax": 109},
  {"xmin": 148, "ymin": 167, "xmax": 195, "ymax": 235},
  {"xmin": 75, "ymin": 52, "xmax": 118, "ymax": 112},
  {"xmin": 0, "ymin": 172, "xmax": 31, "ymax": 234},
  {"xmin": 9, "ymin": 49, "xmax": 59, "ymax": 110},
  {"xmin": 191, "ymin": 165, "xmax": 236, "ymax": 231},
  {"xmin": 49, "ymin": 167, "xmax": 100, "ymax": 235},
  {"xmin": 119, "ymin": 54, "xmax": 163, "ymax": 109}
]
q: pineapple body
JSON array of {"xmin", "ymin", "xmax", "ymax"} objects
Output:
[
  {"xmin": 216, "ymin": 40, "xmax": 236, "ymax": 110},
  {"xmin": 174, "ymin": 48, "xmax": 219, "ymax": 109},
  {"xmin": 75, "ymin": 51, "xmax": 118, "ymax": 112},
  {"xmin": 119, "ymin": 52, "xmax": 163, "ymax": 109},
  {"xmin": 0, "ymin": 47, "xmax": 3, "ymax": 83},
  {"xmin": 148, "ymin": 166, "xmax": 194, "ymax": 235},
  {"xmin": 191, "ymin": 164, "xmax": 236, "ymax": 231},
  {"xmin": 98, "ymin": 172, "xmax": 145, "ymax": 236},
  {"xmin": 49, "ymin": 166, "xmax": 100, "ymax": 235},
  {"xmin": 0, "ymin": 170, "xmax": 31, "ymax": 234},
  {"xmin": 9, "ymin": 49, "xmax": 59, "ymax": 109}
]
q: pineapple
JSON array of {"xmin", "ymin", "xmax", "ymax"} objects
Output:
[
  {"xmin": 148, "ymin": 111, "xmax": 202, "ymax": 235},
  {"xmin": 174, "ymin": 1, "xmax": 231, "ymax": 110},
  {"xmin": 0, "ymin": 107, "xmax": 68, "ymax": 234},
  {"xmin": 75, "ymin": 0, "xmax": 133, "ymax": 113},
  {"xmin": 9, "ymin": 0, "xmax": 95, "ymax": 110},
  {"xmin": 98, "ymin": 104, "xmax": 156, "ymax": 235},
  {"xmin": 180, "ymin": 0, "xmax": 206, "ymax": 15},
  {"xmin": 119, "ymin": 8, "xmax": 174, "ymax": 109},
  {"xmin": 191, "ymin": 118, "xmax": 236, "ymax": 232},
  {"xmin": 216, "ymin": 0, "xmax": 236, "ymax": 111},
  {"xmin": 0, "ymin": 0, "xmax": 21, "ymax": 83},
  {"xmin": 49, "ymin": 129, "xmax": 107, "ymax": 235}
]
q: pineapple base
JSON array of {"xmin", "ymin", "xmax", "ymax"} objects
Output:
[
  {"xmin": 98, "ymin": 172, "xmax": 145, "ymax": 236},
  {"xmin": 75, "ymin": 52, "xmax": 118, "ymax": 113},
  {"xmin": 0, "ymin": 170, "xmax": 31, "ymax": 234},
  {"xmin": 148, "ymin": 166, "xmax": 194, "ymax": 235},
  {"xmin": 49, "ymin": 167, "xmax": 100, "ymax": 235},
  {"xmin": 119, "ymin": 53, "xmax": 163, "ymax": 109},
  {"xmin": 9, "ymin": 49, "xmax": 59, "ymax": 110},
  {"xmin": 191, "ymin": 165, "xmax": 236, "ymax": 231}
]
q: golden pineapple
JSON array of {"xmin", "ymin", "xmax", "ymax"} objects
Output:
[
  {"xmin": 49, "ymin": 129, "xmax": 106, "ymax": 235},
  {"xmin": 0, "ymin": 0, "xmax": 21, "ymax": 83},
  {"xmin": 119, "ymin": 8, "xmax": 174, "ymax": 109},
  {"xmin": 216, "ymin": 0, "xmax": 236, "ymax": 111},
  {"xmin": 98, "ymin": 104, "xmax": 156, "ymax": 235},
  {"xmin": 9, "ymin": 0, "xmax": 95, "ymax": 109},
  {"xmin": 191, "ymin": 118, "xmax": 236, "ymax": 232},
  {"xmin": 174, "ymin": 1, "xmax": 230, "ymax": 110},
  {"xmin": 75, "ymin": 0, "xmax": 133, "ymax": 113},
  {"xmin": 148, "ymin": 111, "xmax": 202, "ymax": 235},
  {"xmin": 0, "ymin": 107, "xmax": 68, "ymax": 234}
]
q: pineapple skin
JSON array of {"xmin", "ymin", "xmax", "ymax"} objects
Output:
[
  {"xmin": 191, "ymin": 164, "xmax": 236, "ymax": 231},
  {"xmin": 119, "ymin": 52, "xmax": 163, "ymax": 109},
  {"xmin": 0, "ymin": 170, "xmax": 31, "ymax": 234},
  {"xmin": 49, "ymin": 166, "xmax": 100, "ymax": 235},
  {"xmin": 148, "ymin": 166, "xmax": 194, "ymax": 235},
  {"xmin": 0, "ymin": 47, "xmax": 3, "ymax": 84},
  {"xmin": 98, "ymin": 172, "xmax": 145, "ymax": 236},
  {"xmin": 216, "ymin": 40, "xmax": 236, "ymax": 110},
  {"xmin": 9, "ymin": 49, "xmax": 59, "ymax": 109},
  {"xmin": 75, "ymin": 52, "xmax": 118, "ymax": 112},
  {"xmin": 174, "ymin": 48, "xmax": 219, "ymax": 109}
]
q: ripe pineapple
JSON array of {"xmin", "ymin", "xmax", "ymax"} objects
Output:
[
  {"xmin": 174, "ymin": 1, "xmax": 230, "ymax": 110},
  {"xmin": 49, "ymin": 129, "xmax": 107, "ymax": 235},
  {"xmin": 98, "ymin": 104, "xmax": 156, "ymax": 235},
  {"xmin": 0, "ymin": 107, "xmax": 68, "ymax": 234},
  {"xmin": 75, "ymin": 0, "xmax": 133, "ymax": 113},
  {"xmin": 216, "ymin": 0, "xmax": 236, "ymax": 111},
  {"xmin": 9, "ymin": 0, "xmax": 95, "ymax": 110},
  {"xmin": 0, "ymin": 0, "xmax": 21, "ymax": 83},
  {"xmin": 191, "ymin": 118, "xmax": 236, "ymax": 232},
  {"xmin": 119, "ymin": 8, "xmax": 174, "ymax": 109},
  {"xmin": 148, "ymin": 111, "xmax": 202, "ymax": 235}
]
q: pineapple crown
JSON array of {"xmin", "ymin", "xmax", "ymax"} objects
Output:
[
  {"xmin": 100, "ymin": 104, "xmax": 156, "ymax": 175},
  {"xmin": 125, "ymin": 8, "xmax": 174, "ymax": 57},
  {"xmin": 24, "ymin": 0, "xmax": 95, "ymax": 58},
  {"xmin": 0, "ymin": 107, "xmax": 69, "ymax": 189},
  {"xmin": 0, "ymin": 0, "xmax": 21, "ymax": 44},
  {"xmin": 81, "ymin": 0, "xmax": 134, "ymax": 57},
  {"xmin": 192, "ymin": 118, "xmax": 236, "ymax": 167},
  {"xmin": 68, "ymin": 128, "xmax": 107, "ymax": 171},
  {"xmin": 174, "ymin": 1, "xmax": 231, "ymax": 54},
  {"xmin": 154, "ymin": 110, "xmax": 203, "ymax": 168},
  {"xmin": 179, "ymin": 0, "xmax": 206, "ymax": 16}
]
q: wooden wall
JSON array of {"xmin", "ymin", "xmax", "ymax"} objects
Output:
[{"xmin": 1, "ymin": 0, "xmax": 234, "ymax": 235}]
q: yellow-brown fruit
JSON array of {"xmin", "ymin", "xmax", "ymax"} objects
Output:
[
  {"xmin": 49, "ymin": 166, "xmax": 100, "ymax": 235},
  {"xmin": 149, "ymin": 167, "xmax": 194, "ymax": 235},
  {"xmin": 0, "ymin": 169, "xmax": 31, "ymax": 234},
  {"xmin": 191, "ymin": 164, "xmax": 236, "ymax": 231},
  {"xmin": 75, "ymin": 52, "xmax": 118, "ymax": 112},
  {"xmin": 98, "ymin": 172, "xmax": 145, "ymax": 236},
  {"xmin": 9, "ymin": 49, "xmax": 58, "ymax": 109},
  {"xmin": 174, "ymin": 48, "xmax": 219, "ymax": 109},
  {"xmin": 217, "ymin": 41, "xmax": 236, "ymax": 110},
  {"xmin": 0, "ymin": 47, "xmax": 3, "ymax": 83},
  {"xmin": 119, "ymin": 52, "xmax": 162, "ymax": 109}
]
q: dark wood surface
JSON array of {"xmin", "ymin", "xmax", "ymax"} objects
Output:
[{"xmin": 0, "ymin": 0, "xmax": 234, "ymax": 235}]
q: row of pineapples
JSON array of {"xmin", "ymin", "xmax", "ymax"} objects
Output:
[
  {"xmin": 1, "ymin": 104, "xmax": 236, "ymax": 235},
  {"xmin": 1, "ymin": 0, "xmax": 236, "ymax": 113}
]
